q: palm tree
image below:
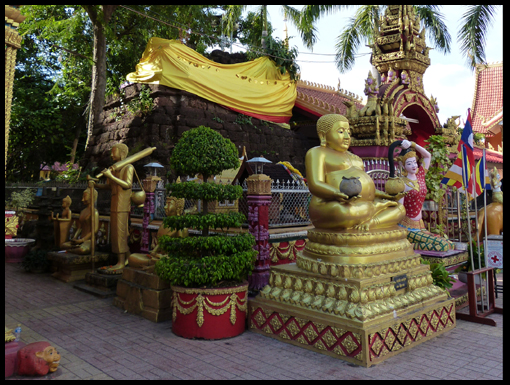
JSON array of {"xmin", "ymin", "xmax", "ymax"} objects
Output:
[
  {"xmin": 222, "ymin": 5, "xmax": 318, "ymax": 52},
  {"xmin": 302, "ymin": 5, "xmax": 500, "ymax": 72},
  {"xmin": 458, "ymin": 5, "xmax": 501, "ymax": 69}
]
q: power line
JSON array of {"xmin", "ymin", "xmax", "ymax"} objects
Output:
[{"xmin": 119, "ymin": 5, "xmax": 370, "ymax": 65}]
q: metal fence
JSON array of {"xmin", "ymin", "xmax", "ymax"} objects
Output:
[
  {"xmin": 5, "ymin": 180, "xmax": 168, "ymax": 220},
  {"xmin": 267, "ymin": 179, "xmax": 311, "ymax": 228},
  {"xmin": 5, "ymin": 174, "xmax": 478, "ymax": 238}
]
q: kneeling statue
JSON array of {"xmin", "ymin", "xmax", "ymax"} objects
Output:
[
  {"xmin": 128, "ymin": 192, "xmax": 188, "ymax": 272},
  {"xmin": 60, "ymin": 189, "xmax": 99, "ymax": 255}
]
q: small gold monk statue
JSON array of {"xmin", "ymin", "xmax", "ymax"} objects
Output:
[
  {"xmin": 128, "ymin": 193, "xmax": 188, "ymax": 272},
  {"xmin": 306, "ymin": 114, "xmax": 406, "ymax": 232},
  {"xmin": 94, "ymin": 143, "xmax": 134, "ymax": 273},
  {"xmin": 61, "ymin": 189, "xmax": 99, "ymax": 255},
  {"xmin": 52, "ymin": 195, "xmax": 73, "ymax": 249}
]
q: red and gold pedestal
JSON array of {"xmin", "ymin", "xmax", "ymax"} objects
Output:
[
  {"xmin": 249, "ymin": 227, "xmax": 456, "ymax": 367},
  {"xmin": 171, "ymin": 282, "xmax": 248, "ymax": 340}
]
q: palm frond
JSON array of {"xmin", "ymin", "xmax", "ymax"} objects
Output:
[
  {"xmin": 457, "ymin": 5, "xmax": 500, "ymax": 69},
  {"xmin": 335, "ymin": 5, "xmax": 379, "ymax": 73},
  {"xmin": 222, "ymin": 5, "xmax": 246, "ymax": 37},
  {"xmin": 300, "ymin": 5, "xmax": 352, "ymax": 21},
  {"xmin": 282, "ymin": 5, "xmax": 317, "ymax": 49},
  {"xmin": 415, "ymin": 5, "xmax": 451, "ymax": 55}
]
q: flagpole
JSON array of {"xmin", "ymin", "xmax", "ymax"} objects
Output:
[
  {"xmin": 461, "ymin": 147, "xmax": 476, "ymax": 314},
  {"xmin": 472, "ymin": 163, "xmax": 485, "ymax": 313},
  {"xmin": 482, "ymin": 149, "xmax": 489, "ymax": 311}
]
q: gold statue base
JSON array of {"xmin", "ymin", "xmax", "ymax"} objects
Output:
[{"xmin": 248, "ymin": 226, "xmax": 456, "ymax": 367}]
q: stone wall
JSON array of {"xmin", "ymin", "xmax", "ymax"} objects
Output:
[{"xmin": 81, "ymin": 84, "xmax": 312, "ymax": 179}]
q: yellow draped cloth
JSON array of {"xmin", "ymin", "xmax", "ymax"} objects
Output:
[{"xmin": 126, "ymin": 38, "xmax": 296, "ymax": 123}]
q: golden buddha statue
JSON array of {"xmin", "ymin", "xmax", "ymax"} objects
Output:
[
  {"xmin": 306, "ymin": 114, "xmax": 406, "ymax": 232},
  {"xmin": 128, "ymin": 193, "xmax": 188, "ymax": 272},
  {"xmin": 51, "ymin": 195, "xmax": 72, "ymax": 249},
  {"xmin": 61, "ymin": 189, "xmax": 99, "ymax": 255}
]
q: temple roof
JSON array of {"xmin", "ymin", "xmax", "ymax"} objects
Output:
[
  {"xmin": 294, "ymin": 80, "xmax": 364, "ymax": 117},
  {"xmin": 471, "ymin": 62, "xmax": 503, "ymax": 135},
  {"xmin": 474, "ymin": 147, "xmax": 503, "ymax": 164}
]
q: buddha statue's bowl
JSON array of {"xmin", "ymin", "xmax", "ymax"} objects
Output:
[
  {"xmin": 339, "ymin": 176, "xmax": 362, "ymax": 198},
  {"xmin": 385, "ymin": 177, "xmax": 405, "ymax": 195}
]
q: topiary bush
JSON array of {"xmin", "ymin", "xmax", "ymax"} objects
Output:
[{"xmin": 155, "ymin": 126, "xmax": 257, "ymax": 288}]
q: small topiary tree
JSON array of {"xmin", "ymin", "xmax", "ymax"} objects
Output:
[{"xmin": 155, "ymin": 126, "xmax": 257, "ymax": 288}]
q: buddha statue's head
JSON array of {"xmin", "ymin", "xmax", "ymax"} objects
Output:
[
  {"xmin": 62, "ymin": 195, "xmax": 72, "ymax": 208},
  {"xmin": 317, "ymin": 114, "xmax": 351, "ymax": 152},
  {"xmin": 82, "ymin": 188, "xmax": 98, "ymax": 205},
  {"xmin": 165, "ymin": 196, "xmax": 185, "ymax": 217}
]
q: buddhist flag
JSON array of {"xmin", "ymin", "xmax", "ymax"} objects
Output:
[
  {"xmin": 441, "ymin": 109, "xmax": 476, "ymax": 196},
  {"xmin": 475, "ymin": 150, "xmax": 491, "ymax": 193}
]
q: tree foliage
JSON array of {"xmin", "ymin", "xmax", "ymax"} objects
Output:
[
  {"xmin": 8, "ymin": 5, "xmax": 233, "ymax": 181},
  {"xmin": 170, "ymin": 125, "xmax": 240, "ymax": 182},
  {"xmin": 302, "ymin": 4, "xmax": 500, "ymax": 72},
  {"xmin": 156, "ymin": 126, "xmax": 256, "ymax": 288}
]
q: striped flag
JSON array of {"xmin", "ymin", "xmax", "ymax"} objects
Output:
[
  {"xmin": 475, "ymin": 150, "xmax": 491, "ymax": 194},
  {"xmin": 441, "ymin": 109, "xmax": 477, "ymax": 197}
]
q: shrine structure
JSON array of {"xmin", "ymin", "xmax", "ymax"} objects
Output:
[{"xmin": 248, "ymin": 5, "xmax": 457, "ymax": 367}]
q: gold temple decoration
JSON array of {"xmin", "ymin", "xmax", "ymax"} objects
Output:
[
  {"xmin": 249, "ymin": 110, "xmax": 456, "ymax": 367},
  {"xmin": 5, "ymin": 5, "xmax": 26, "ymax": 175},
  {"xmin": 342, "ymin": 5, "xmax": 445, "ymax": 147}
]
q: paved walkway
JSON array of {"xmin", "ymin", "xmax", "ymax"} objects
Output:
[{"xmin": 5, "ymin": 263, "xmax": 502, "ymax": 380}]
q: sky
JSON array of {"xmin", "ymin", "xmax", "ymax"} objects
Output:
[{"xmin": 230, "ymin": 5, "xmax": 503, "ymax": 127}]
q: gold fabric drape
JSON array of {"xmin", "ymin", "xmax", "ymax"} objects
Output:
[{"xmin": 126, "ymin": 38, "xmax": 296, "ymax": 123}]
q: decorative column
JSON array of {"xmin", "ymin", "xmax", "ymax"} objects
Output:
[
  {"xmin": 247, "ymin": 173, "xmax": 272, "ymax": 291},
  {"xmin": 5, "ymin": 6, "xmax": 26, "ymax": 175},
  {"xmin": 141, "ymin": 176, "xmax": 160, "ymax": 253}
]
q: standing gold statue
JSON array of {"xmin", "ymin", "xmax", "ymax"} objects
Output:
[
  {"xmin": 89, "ymin": 144, "xmax": 156, "ymax": 274},
  {"xmin": 306, "ymin": 114, "xmax": 406, "ymax": 232},
  {"xmin": 52, "ymin": 196, "xmax": 72, "ymax": 249},
  {"xmin": 93, "ymin": 143, "xmax": 134, "ymax": 274},
  {"xmin": 61, "ymin": 189, "xmax": 99, "ymax": 255}
]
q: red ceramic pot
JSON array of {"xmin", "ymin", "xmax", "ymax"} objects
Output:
[
  {"xmin": 171, "ymin": 281, "xmax": 248, "ymax": 340},
  {"xmin": 5, "ymin": 239, "xmax": 35, "ymax": 263}
]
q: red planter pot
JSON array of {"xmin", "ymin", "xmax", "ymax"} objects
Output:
[
  {"xmin": 171, "ymin": 282, "xmax": 248, "ymax": 340},
  {"xmin": 5, "ymin": 238, "xmax": 35, "ymax": 263}
]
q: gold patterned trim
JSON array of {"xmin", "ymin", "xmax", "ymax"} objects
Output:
[
  {"xmin": 296, "ymin": 252, "xmax": 421, "ymax": 279},
  {"xmin": 368, "ymin": 302, "xmax": 455, "ymax": 361},
  {"xmin": 304, "ymin": 238, "xmax": 413, "ymax": 257},
  {"xmin": 307, "ymin": 228, "xmax": 408, "ymax": 246},
  {"xmin": 172, "ymin": 283, "xmax": 248, "ymax": 327},
  {"xmin": 260, "ymin": 270, "xmax": 444, "ymax": 322},
  {"xmin": 270, "ymin": 240, "xmax": 305, "ymax": 263},
  {"xmin": 250, "ymin": 306, "xmax": 364, "ymax": 362}
]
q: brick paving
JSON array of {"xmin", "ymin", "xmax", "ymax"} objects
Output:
[{"xmin": 5, "ymin": 262, "xmax": 502, "ymax": 380}]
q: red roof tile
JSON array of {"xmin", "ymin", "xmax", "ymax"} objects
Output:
[
  {"xmin": 294, "ymin": 80, "xmax": 364, "ymax": 117},
  {"xmin": 471, "ymin": 63, "xmax": 503, "ymax": 135}
]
